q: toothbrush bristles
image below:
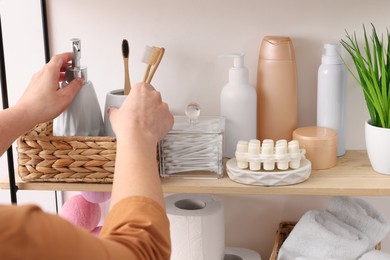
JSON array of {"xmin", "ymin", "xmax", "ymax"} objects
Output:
[
  {"xmin": 141, "ymin": 46, "xmax": 153, "ymax": 63},
  {"xmin": 122, "ymin": 39, "xmax": 129, "ymax": 58},
  {"xmin": 149, "ymin": 47, "xmax": 161, "ymax": 65},
  {"xmin": 142, "ymin": 46, "xmax": 161, "ymax": 64},
  {"xmin": 142, "ymin": 45, "xmax": 165, "ymax": 83}
]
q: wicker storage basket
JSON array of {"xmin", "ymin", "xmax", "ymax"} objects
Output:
[
  {"xmin": 269, "ymin": 221, "xmax": 296, "ymax": 260},
  {"xmin": 17, "ymin": 121, "xmax": 116, "ymax": 183},
  {"xmin": 269, "ymin": 221, "xmax": 381, "ymax": 260}
]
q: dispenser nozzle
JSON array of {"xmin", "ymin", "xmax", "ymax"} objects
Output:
[
  {"xmin": 63, "ymin": 38, "xmax": 87, "ymax": 85},
  {"xmin": 219, "ymin": 53, "xmax": 249, "ymax": 84},
  {"xmin": 219, "ymin": 53, "xmax": 245, "ymax": 68},
  {"xmin": 70, "ymin": 38, "xmax": 81, "ymax": 68}
]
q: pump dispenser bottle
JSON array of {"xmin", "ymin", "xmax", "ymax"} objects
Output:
[
  {"xmin": 54, "ymin": 38, "xmax": 104, "ymax": 136},
  {"xmin": 257, "ymin": 36, "xmax": 298, "ymax": 141},
  {"xmin": 317, "ymin": 43, "xmax": 346, "ymax": 156},
  {"xmin": 220, "ymin": 53, "xmax": 257, "ymax": 158}
]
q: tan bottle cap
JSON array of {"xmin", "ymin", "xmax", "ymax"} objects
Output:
[{"xmin": 260, "ymin": 36, "xmax": 296, "ymax": 60}]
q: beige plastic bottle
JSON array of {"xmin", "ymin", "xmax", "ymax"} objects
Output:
[{"xmin": 257, "ymin": 36, "xmax": 298, "ymax": 141}]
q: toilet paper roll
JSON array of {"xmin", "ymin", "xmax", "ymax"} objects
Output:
[
  {"xmin": 166, "ymin": 194, "xmax": 225, "ymax": 260},
  {"xmin": 224, "ymin": 247, "xmax": 262, "ymax": 260}
]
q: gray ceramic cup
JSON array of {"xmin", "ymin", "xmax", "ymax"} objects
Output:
[{"xmin": 104, "ymin": 89, "xmax": 127, "ymax": 136}]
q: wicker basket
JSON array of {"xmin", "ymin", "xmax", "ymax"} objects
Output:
[
  {"xmin": 269, "ymin": 221, "xmax": 296, "ymax": 260},
  {"xmin": 17, "ymin": 121, "xmax": 117, "ymax": 183},
  {"xmin": 269, "ymin": 221, "xmax": 381, "ymax": 260}
]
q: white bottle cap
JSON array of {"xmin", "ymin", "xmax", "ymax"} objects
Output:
[
  {"xmin": 220, "ymin": 53, "xmax": 249, "ymax": 84},
  {"xmin": 322, "ymin": 44, "xmax": 343, "ymax": 65}
]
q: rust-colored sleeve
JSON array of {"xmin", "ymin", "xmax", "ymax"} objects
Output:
[
  {"xmin": 99, "ymin": 196, "xmax": 171, "ymax": 259},
  {"xmin": 0, "ymin": 196, "xmax": 171, "ymax": 260}
]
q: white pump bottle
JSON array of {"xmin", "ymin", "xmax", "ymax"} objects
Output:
[
  {"xmin": 53, "ymin": 38, "xmax": 104, "ymax": 136},
  {"xmin": 220, "ymin": 53, "xmax": 257, "ymax": 158}
]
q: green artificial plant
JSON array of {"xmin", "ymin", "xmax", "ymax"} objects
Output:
[{"xmin": 340, "ymin": 24, "xmax": 390, "ymax": 128}]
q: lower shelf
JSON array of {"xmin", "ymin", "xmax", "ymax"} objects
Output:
[{"xmin": 1, "ymin": 150, "xmax": 390, "ymax": 196}]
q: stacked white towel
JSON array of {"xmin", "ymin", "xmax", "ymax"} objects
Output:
[
  {"xmin": 359, "ymin": 250, "xmax": 390, "ymax": 260},
  {"xmin": 327, "ymin": 196, "xmax": 390, "ymax": 249},
  {"xmin": 278, "ymin": 210, "xmax": 369, "ymax": 260},
  {"xmin": 278, "ymin": 197, "xmax": 390, "ymax": 260}
]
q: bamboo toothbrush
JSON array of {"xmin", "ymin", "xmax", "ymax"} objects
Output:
[
  {"xmin": 142, "ymin": 46, "xmax": 165, "ymax": 84},
  {"xmin": 122, "ymin": 39, "xmax": 131, "ymax": 95},
  {"xmin": 142, "ymin": 45, "xmax": 154, "ymax": 82}
]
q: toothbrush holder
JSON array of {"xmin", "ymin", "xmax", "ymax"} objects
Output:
[{"xmin": 103, "ymin": 89, "xmax": 127, "ymax": 136}]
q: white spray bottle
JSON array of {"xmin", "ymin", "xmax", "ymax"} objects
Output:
[
  {"xmin": 53, "ymin": 38, "xmax": 104, "ymax": 136},
  {"xmin": 220, "ymin": 53, "xmax": 257, "ymax": 158},
  {"xmin": 317, "ymin": 44, "xmax": 347, "ymax": 156}
]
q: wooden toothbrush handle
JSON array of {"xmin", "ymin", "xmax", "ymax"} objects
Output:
[
  {"xmin": 143, "ymin": 64, "xmax": 151, "ymax": 82},
  {"xmin": 124, "ymin": 58, "xmax": 131, "ymax": 95},
  {"xmin": 146, "ymin": 48, "xmax": 165, "ymax": 84}
]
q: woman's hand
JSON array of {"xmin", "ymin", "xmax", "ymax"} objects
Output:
[
  {"xmin": 14, "ymin": 52, "xmax": 83, "ymax": 127},
  {"xmin": 0, "ymin": 52, "xmax": 83, "ymax": 155},
  {"xmin": 108, "ymin": 83, "xmax": 174, "ymax": 145}
]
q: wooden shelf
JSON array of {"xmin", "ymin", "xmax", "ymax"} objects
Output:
[{"xmin": 2, "ymin": 150, "xmax": 390, "ymax": 196}]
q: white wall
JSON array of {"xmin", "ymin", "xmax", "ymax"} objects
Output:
[
  {"xmin": 0, "ymin": 0, "xmax": 58, "ymax": 212},
  {"xmin": 46, "ymin": 1, "xmax": 390, "ymax": 257},
  {"xmin": 46, "ymin": 0, "xmax": 379, "ymax": 150},
  {"xmin": 1, "ymin": 0, "xmax": 388, "ymax": 258}
]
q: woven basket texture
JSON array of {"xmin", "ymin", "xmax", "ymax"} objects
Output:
[
  {"xmin": 17, "ymin": 121, "xmax": 116, "ymax": 183},
  {"xmin": 269, "ymin": 221, "xmax": 296, "ymax": 260}
]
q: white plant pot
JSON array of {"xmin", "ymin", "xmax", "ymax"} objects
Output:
[{"xmin": 365, "ymin": 119, "xmax": 390, "ymax": 174}]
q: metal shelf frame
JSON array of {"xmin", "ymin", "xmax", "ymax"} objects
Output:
[{"xmin": 0, "ymin": 0, "xmax": 50, "ymax": 204}]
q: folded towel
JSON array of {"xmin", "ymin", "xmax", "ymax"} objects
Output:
[
  {"xmin": 278, "ymin": 210, "xmax": 369, "ymax": 260},
  {"xmin": 327, "ymin": 196, "xmax": 390, "ymax": 249},
  {"xmin": 294, "ymin": 257, "xmax": 338, "ymax": 260},
  {"xmin": 358, "ymin": 250, "xmax": 390, "ymax": 260}
]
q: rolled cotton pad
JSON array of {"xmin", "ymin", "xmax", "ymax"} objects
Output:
[
  {"xmin": 81, "ymin": 191, "xmax": 111, "ymax": 204},
  {"xmin": 60, "ymin": 194, "xmax": 101, "ymax": 231}
]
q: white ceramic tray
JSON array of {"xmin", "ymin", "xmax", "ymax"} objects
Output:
[{"xmin": 226, "ymin": 158, "xmax": 312, "ymax": 186}]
